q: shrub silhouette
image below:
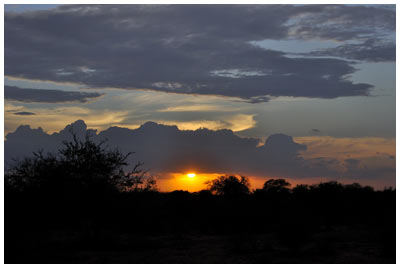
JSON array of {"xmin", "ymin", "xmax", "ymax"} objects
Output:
[
  {"xmin": 206, "ymin": 175, "xmax": 250, "ymax": 196},
  {"xmin": 5, "ymin": 132, "xmax": 157, "ymax": 196}
]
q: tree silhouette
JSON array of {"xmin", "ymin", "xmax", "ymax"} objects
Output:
[
  {"xmin": 5, "ymin": 132, "xmax": 157, "ymax": 195},
  {"xmin": 292, "ymin": 184, "xmax": 309, "ymax": 194},
  {"xmin": 116, "ymin": 162, "xmax": 158, "ymax": 192},
  {"xmin": 262, "ymin": 178, "xmax": 291, "ymax": 193},
  {"xmin": 310, "ymin": 181, "xmax": 344, "ymax": 194},
  {"xmin": 206, "ymin": 175, "xmax": 251, "ymax": 196}
]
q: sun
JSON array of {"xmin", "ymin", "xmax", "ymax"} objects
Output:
[{"xmin": 187, "ymin": 173, "xmax": 196, "ymax": 178}]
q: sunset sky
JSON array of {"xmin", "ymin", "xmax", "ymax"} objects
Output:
[{"xmin": 4, "ymin": 4, "xmax": 396, "ymax": 191}]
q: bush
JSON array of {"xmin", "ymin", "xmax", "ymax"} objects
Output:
[{"xmin": 5, "ymin": 132, "xmax": 157, "ymax": 197}]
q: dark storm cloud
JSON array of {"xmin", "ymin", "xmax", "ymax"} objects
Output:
[
  {"xmin": 305, "ymin": 39, "xmax": 396, "ymax": 62},
  {"xmin": 5, "ymin": 85, "xmax": 104, "ymax": 103},
  {"xmin": 4, "ymin": 120, "xmax": 394, "ymax": 183},
  {"xmin": 13, "ymin": 111, "xmax": 36, "ymax": 115},
  {"xmin": 5, "ymin": 5, "xmax": 394, "ymax": 102}
]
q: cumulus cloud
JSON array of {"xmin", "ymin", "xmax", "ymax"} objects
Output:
[
  {"xmin": 5, "ymin": 5, "xmax": 394, "ymax": 102},
  {"xmin": 5, "ymin": 120, "xmax": 395, "ymax": 186},
  {"xmin": 5, "ymin": 85, "xmax": 104, "ymax": 103}
]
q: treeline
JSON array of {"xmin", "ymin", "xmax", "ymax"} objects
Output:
[{"xmin": 5, "ymin": 135, "xmax": 395, "ymax": 263}]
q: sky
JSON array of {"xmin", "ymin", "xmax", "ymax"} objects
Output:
[{"xmin": 4, "ymin": 4, "xmax": 396, "ymax": 191}]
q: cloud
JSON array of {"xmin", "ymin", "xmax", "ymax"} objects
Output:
[
  {"xmin": 5, "ymin": 5, "xmax": 394, "ymax": 102},
  {"xmin": 235, "ymin": 96, "xmax": 272, "ymax": 104},
  {"xmin": 4, "ymin": 87, "xmax": 259, "ymax": 136},
  {"xmin": 4, "ymin": 105, "xmax": 130, "ymax": 135},
  {"xmin": 158, "ymin": 104, "xmax": 242, "ymax": 113},
  {"xmin": 285, "ymin": 5, "xmax": 395, "ymax": 41},
  {"xmin": 5, "ymin": 120, "xmax": 395, "ymax": 187},
  {"xmin": 5, "ymin": 85, "xmax": 104, "ymax": 103},
  {"xmin": 156, "ymin": 113, "xmax": 256, "ymax": 132},
  {"xmin": 305, "ymin": 39, "xmax": 396, "ymax": 62},
  {"xmin": 294, "ymin": 136, "xmax": 395, "ymax": 160},
  {"xmin": 13, "ymin": 111, "xmax": 36, "ymax": 115}
]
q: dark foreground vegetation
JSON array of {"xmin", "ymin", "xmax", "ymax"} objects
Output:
[{"xmin": 5, "ymin": 135, "xmax": 395, "ymax": 263}]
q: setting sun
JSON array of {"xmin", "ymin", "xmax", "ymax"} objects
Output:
[{"xmin": 187, "ymin": 173, "xmax": 196, "ymax": 178}]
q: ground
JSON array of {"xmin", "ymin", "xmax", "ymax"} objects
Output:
[{"xmin": 7, "ymin": 225, "xmax": 395, "ymax": 264}]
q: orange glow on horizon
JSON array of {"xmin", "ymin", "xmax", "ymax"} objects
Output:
[
  {"xmin": 187, "ymin": 173, "xmax": 196, "ymax": 178},
  {"xmin": 155, "ymin": 173, "xmax": 267, "ymax": 192},
  {"xmin": 156, "ymin": 173, "xmax": 221, "ymax": 192}
]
